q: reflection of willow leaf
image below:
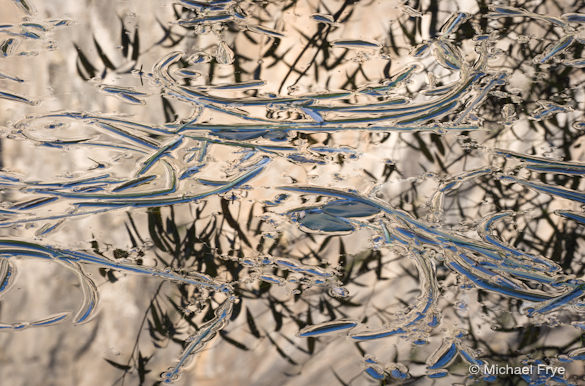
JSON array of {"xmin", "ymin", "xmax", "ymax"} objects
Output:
[
  {"xmin": 318, "ymin": 235, "xmax": 335, "ymax": 253},
  {"xmin": 322, "ymin": 298, "xmax": 337, "ymax": 320},
  {"xmin": 137, "ymin": 352, "xmax": 152, "ymax": 384},
  {"xmin": 148, "ymin": 208, "xmax": 170, "ymax": 252},
  {"xmin": 277, "ymin": 0, "xmax": 338, "ymax": 93},
  {"xmin": 242, "ymin": 30, "xmax": 258, "ymax": 45},
  {"xmin": 430, "ymin": 133, "xmax": 445, "ymax": 155},
  {"xmin": 341, "ymin": 66, "xmax": 360, "ymax": 90},
  {"xmin": 131, "ymin": 28, "xmax": 140, "ymax": 61},
  {"xmin": 149, "ymin": 301, "xmax": 164, "ymax": 334},
  {"xmin": 219, "ymin": 330, "xmax": 249, "ymax": 351},
  {"xmin": 269, "ymin": 301, "xmax": 283, "ymax": 331},
  {"xmin": 246, "ymin": 307, "xmax": 261, "ymax": 338},
  {"xmin": 166, "ymin": 211, "xmax": 181, "ymax": 254},
  {"xmin": 161, "ymin": 95, "xmax": 178, "ymax": 123},
  {"xmin": 126, "ymin": 213, "xmax": 144, "ymax": 245},
  {"xmin": 427, "ymin": 0, "xmax": 439, "ymax": 38},
  {"xmin": 265, "ymin": 332, "xmax": 298, "ymax": 365},
  {"xmin": 231, "ymin": 46, "xmax": 244, "ymax": 83},
  {"xmin": 262, "ymin": 36, "xmax": 281, "ymax": 58},
  {"xmin": 397, "ymin": 19, "xmax": 416, "ymax": 46},
  {"xmin": 93, "ymin": 37, "xmax": 116, "ymax": 70},
  {"xmin": 401, "ymin": 133, "xmax": 433, "ymax": 163},
  {"xmin": 332, "ymin": 369, "xmax": 350, "ymax": 386},
  {"xmin": 383, "ymin": 60, "xmax": 392, "ymax": 78},
  {"xmin": 74, "ymin": 44, "xmax": 96, "ymax": 80},
  {"xmin": 307, "ymin": 336, "xmax": 315, "ymax": 354},
  {"xmin": 167, "ymin": 296, "xmax": 198, "ymax": 329},
  {"xmin": 322, "ymin": 48, "xmax": 348, "ymax": 70},
  {"xmin": 119, "ymin": 17, "xmax": 130, "ymax": 58},
  {"xmin": 277, "ymin": 332, "xmax": 311, "ymax": 354},
  {"xmin": 12, "ymin": 0, "xmax": 34, "ymax": 15},
  {"xmin": 414, "ymin": 132, "xmax": 434, "ymax": 162},
  {"xmin": 105, "ymin": 358, "xmax": 131, "ymax": 371},
  {"xmin": 387, "ymin": 26, "xmax": 400, "ymax": 56},
  {"xmin": 155, "ymin": 18, "xmax": 184, "ymax": 48},
  {"xmin": 221, "ymin": 198, "xmax": 252, "ymax": 247}
]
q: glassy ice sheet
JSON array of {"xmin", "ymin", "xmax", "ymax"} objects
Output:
[{"xmin": 1, "ymin": 0, "xmax": 585, "ymax": 384}]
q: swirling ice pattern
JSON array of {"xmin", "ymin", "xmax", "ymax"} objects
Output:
[{"xmin": 2, "ymin": 0, "xmax": 585, "ymax": 384}]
